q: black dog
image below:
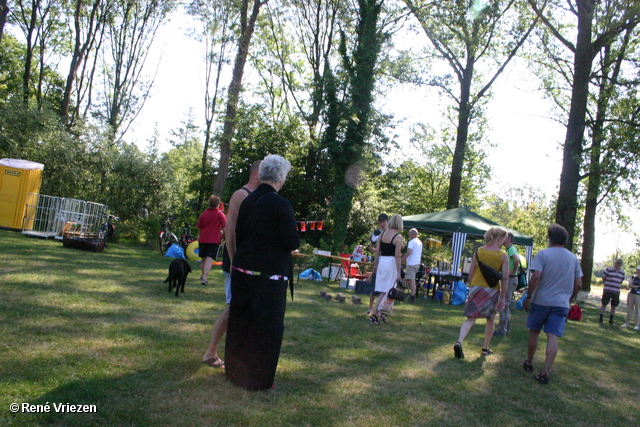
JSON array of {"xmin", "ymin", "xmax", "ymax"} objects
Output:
[{"xmin": 164, "ymin": 258, "xmax": 192, "ymax": 297}]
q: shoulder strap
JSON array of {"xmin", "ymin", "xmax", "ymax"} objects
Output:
[
  {"xmin": 475, "ymin": 251, "xmax": 488, "ymax": 268},
  {"xmin": 241, "ymin": 186, "xmax": 251, "ymax": 194}
]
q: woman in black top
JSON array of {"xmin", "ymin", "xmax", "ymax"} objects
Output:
[
  {"xmin": 225, "ymin": 155, "xmax": 300, "ymax": 391},
  {"xmin": 369, "ymin": 214, "xmax": 404, "ymax": 325}
]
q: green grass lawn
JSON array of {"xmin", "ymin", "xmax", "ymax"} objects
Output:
[{"xmin": 1, "ymin": 229, "xmax": 639, "ymax": 426}]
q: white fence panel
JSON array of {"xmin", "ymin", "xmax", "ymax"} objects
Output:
[{"xmin": 22, "ymin": 193, "xmax": 108, "ymax": 239}]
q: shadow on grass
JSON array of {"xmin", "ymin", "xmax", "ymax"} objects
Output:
[
  {"xmin": 2, "ymin": 230, "xmax": 640, "ymax": 426},
  {"xmin": 10, "ymin": 360, "xmax": 226, "ymax": 426}
]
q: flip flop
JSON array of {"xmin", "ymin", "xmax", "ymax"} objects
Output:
[{"xmin": 203, "ymin": 356, "xmax": 225, "ymax": 368}]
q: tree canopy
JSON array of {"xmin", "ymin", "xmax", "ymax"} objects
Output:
[{"xmin": 1, "ymin": 0, "xmax": 639, "ymax": 275}]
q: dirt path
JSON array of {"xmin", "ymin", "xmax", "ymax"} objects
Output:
[{"xmin": 578, "ymin": 288, "xmax": 627, "ymax": 312}]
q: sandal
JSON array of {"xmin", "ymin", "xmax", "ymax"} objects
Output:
[
  {"xmin": 203, "ymin": 356, "xmax": 225, "ymax": 368},
  {"xmin": 535, "ymin": 372, "xmax": 549, "ymax": 384},
  {"xmin": 522, "ymin": 360, "xmax": 534, "ymax": 373},
  {"xmin": 481, "ymin": 348, "xmax": 494, "ymax": 356},
  {"xmin": 453, "ymin": 342, "xmax": 464, "ymax": 359},
  {"xmin": 369, "ymin": 315, "xmax": 379, "ymax": 325},
  {"xmin": 379, "ymin": 313, "xmax": 388, "ymax": 323}
]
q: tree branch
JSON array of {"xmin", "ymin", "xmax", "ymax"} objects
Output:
[{"xmin": 528, "ymin": 0, "xmax": 575, "ymax": 52}]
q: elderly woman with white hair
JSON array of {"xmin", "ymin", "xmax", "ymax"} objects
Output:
[{"xmin": 225, "ymin": 154, "xmax": 300, "ymax": 391}]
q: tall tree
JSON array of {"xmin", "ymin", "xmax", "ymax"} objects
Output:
[
  {"xmin": 529, "ymin": 0, "xmax": 640, "ymax": 250},
  {"xmin": 11, "ymin": 0, "xmax": 55, "ymax": 105},
  {"xmin": 580, "ymin": 26, "xmax": 640, "ymax": 290},
  {"xmin": 187, "ymin": 0, "xmax": 236, "ymax": 210},
  {"xmin": 0, "ymin": 35, "xmax": 26, "ymax": 104},
  {"xmin": 326, "ymin": 0, "xmax": 386, "ymax": 252},
  {"xmin": 99, "ymin": 0, "xmax": 175, "ymax": 142},
  {"xmin": 403, "ymin": 0, "xmax": 538, "ymax": 210},
  {"xmin": 61, "ymin": 0, "xmax": 111, "ymax": 127},
  {"xmin": 382, "ymin": 123, "xmax": 490, "ymax": 216},
  {"xmin": 161, "ymin": 112, "xmax": 205, "ymax": 217},
  {"xmin": 480, "ymin": 186, "xmax": 555, "ymax": 251},
  {"xmin": 212, "ymin": 0, "xmax": 267, "ymax": 197},
  {"xmin": 253, "ymin": 0, "xmax": 346, "ymax": 219},
  {"xmin": 0, "ymin": 0, "xmax": 8, "ymax": 42}
]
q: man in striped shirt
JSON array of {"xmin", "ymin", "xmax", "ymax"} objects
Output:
[{"xmin": 600, "ymin": 259, "xmax": 625, "ymax": 325}]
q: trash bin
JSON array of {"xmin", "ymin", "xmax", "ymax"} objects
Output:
[{"xmin": 0, "ymin": 159, "xmax": 44, "ymax": 230}]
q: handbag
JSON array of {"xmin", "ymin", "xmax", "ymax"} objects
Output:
[
  {"xmin": 475, "ymin": 252, "xmax": 502, "ymax": 288},
  {"xmin": 387, "ymin": 281, "xmax": 405, "ymax": 301}
]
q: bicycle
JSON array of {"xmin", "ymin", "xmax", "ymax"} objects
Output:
[
  {"xmin": 98, "ymin": 213, "xmax": 119, "ymax": 243},
  {"xmin": 158, "ymin": 216, "xmax": 179, "ymax": 255},
  {"xmin": 179, "ymin": 222, "xmax": 197, "ymax": 249}
]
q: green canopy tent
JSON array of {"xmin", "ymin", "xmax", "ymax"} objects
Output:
[{"xmin": 402, "ymin": 207, "xmax": 534, "ymax": 273}]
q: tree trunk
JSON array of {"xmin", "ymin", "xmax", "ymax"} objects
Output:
[
  {"xmin": 0, "ymin": 0, "xmax": 9, "ymax": 43},
  {"xmin": 330, "ymin": 183, "xmax": 356, "ymax": 253},
  {"xmin": 212, "ymin": 0, "xmax": 265, "ymax": 197},
  {"xmin": 580, "ymin": 26, "xmax": 632, "ymax": 292},
  {"xmin": 61, "ymin": 1, "xmax": 85, "ymax": 121},
  {"xmin": 446, "ymin": 58, "xmax": 474, "ymax": 209},
  {"xmin": 198, "ymin": 120, "xmax": 213, "ymax": 212},
  {"xmin": 61, "ymin": 0, "xmax": 104, "ymax": 126},
  {"xmin": 22, "ymin": 2, "xmax": 39, "ymax": 104},
  {"xmin": 198, "ymin": 20, "xmax": 229, "ymax": 211},
  {"xmin": 554, "ymin": 0, "xmax": 595, "ymax": 251},
  {"xmin": 329, "ymin": 0, "xmax": 383, "ymax": 252},
  {"xmin": 581, "ymin": 141, "xmax": 600, "ymax": 293}
]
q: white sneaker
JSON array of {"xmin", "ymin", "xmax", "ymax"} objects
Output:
[
  {"xmin": 635, "ymin": 326, "xmax": 640, "ymax": 330},
  {"xmin": 621, "ymin": 324, "xmax": 629, "ymax": 328}
]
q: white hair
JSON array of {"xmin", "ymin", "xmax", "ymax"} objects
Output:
[{"xmin": 259, "ymin": 154, "xmax": 291, "ymax": 184}]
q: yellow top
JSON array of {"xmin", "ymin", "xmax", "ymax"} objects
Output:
[{"xmin": 471, "ymin": 247, "xmax": 506, "ymax": 288}]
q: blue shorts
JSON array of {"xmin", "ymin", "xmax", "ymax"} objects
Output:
[
  {"xmin": 224, "ymin": 271, "xmax": 232, "ymax": 304},
  {"xmin": 527, "ymin": 304, "xmax": 570, "ymax": 337}
]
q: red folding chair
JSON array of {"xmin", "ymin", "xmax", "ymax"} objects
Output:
[{"xmin": 339, "ymin": 253, "xmax": 368, "ymax": 280}]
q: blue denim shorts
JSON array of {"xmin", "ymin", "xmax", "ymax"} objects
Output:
[
  {"xmin": 224, "ymin": 271, "xmax": 232, "ymax": 304},
  {"xmin": 527, "ymin": 304, "xmax": 570, "ymax": 337}
]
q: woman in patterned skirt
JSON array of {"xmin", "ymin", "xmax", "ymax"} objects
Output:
[{"xmin": 453, "ymin": 227, "xmax": 509, "ymax": 358}]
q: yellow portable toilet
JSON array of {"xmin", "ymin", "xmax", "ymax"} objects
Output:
[{"xmin": 0, "ymin": 158, "xmax": 44, "ymax": 230}]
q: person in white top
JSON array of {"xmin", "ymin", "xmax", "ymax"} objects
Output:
[{"xmin": 402, "ymin": 228, "xmax": 423, "ymax": 303}]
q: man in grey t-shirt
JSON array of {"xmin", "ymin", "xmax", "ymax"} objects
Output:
[{"xmin": 522, "ymin": 224, "xmax": 582, "ymax": 385}]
